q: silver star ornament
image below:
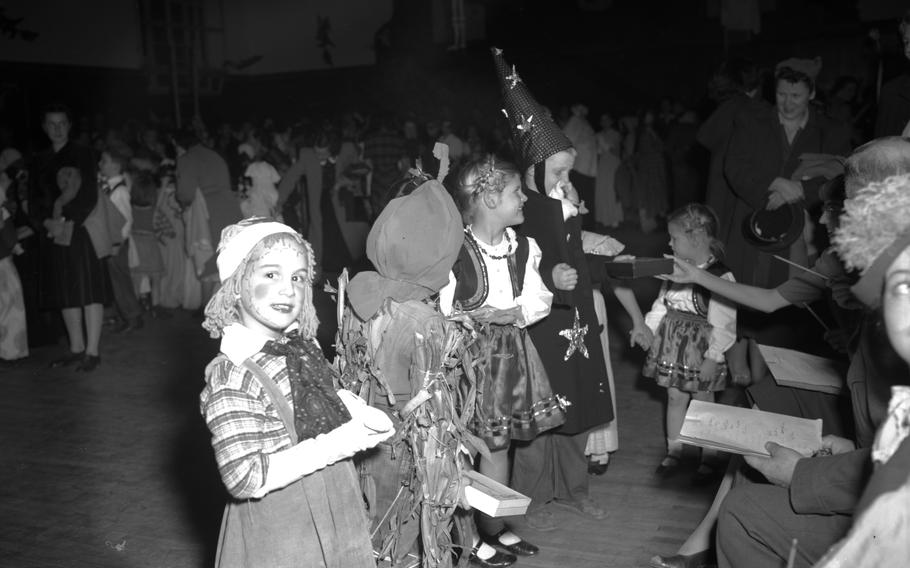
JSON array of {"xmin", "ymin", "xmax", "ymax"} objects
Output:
[{"xmin": 559, "ymin": 308, "xmax": 589, "ymax": 361}]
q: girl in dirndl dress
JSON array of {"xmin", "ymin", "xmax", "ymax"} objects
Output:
[
  {"xmin": 441, "ymin": 156, "xmax": 564, "ymax": 564},
  {"xmin": 640, "ymin": 203, "xmax": 736, "ymax": 481}
]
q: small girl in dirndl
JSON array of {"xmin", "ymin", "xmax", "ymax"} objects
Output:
[
  {"xmin": 441, "ymin": 156, "xmax": 565, "ymax": 564},
  {"xmin": 640, "ymin": 203, "xmax": 736, "ymax": 480}
]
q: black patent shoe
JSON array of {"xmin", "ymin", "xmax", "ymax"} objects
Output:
[
  {"xmin": 588, "ymin": 459, "xmax": 609, "ymax": 476},
  {"xmin": 75, "ymin": 354, "xmax": 101, "ymax": 372},
  {"xmin": 50, "ymin": 351, "xmax": 85, "ymax": 368},
  {"xmin": 469, "ymin": 543, "xmax": 516, "ymax": 568},
  {"xmin": 490, "ymin": 528, "xmax": 539, "ymax": 556}
]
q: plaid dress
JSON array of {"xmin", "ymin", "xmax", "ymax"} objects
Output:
[{"xmin": 200, "ymin": 347, "xmax": 373, "ymax": 568}]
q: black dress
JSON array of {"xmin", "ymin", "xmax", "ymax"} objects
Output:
[{"xmin": 29, "ymin": 142, "xmax": 110, "ymax": 310}]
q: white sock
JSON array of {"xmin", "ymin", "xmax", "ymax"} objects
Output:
[
  {"xmin": 497, "ymin": 530, "xmax": 521, "ymax": 546},
  {"xmin": 474, "ymin": 541, "xmax": 497, "ymax": 560}
]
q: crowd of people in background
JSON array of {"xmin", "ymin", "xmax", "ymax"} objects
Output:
[
  {"xmin": 0, "ymin": 57, "xmax": 879, "ymax": 369},
  {"xmin": 3, "ymin": 12, "xmax": 910, "ymax": 568}
]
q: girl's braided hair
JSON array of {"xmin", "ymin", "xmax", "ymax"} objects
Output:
[{"xmin": 451, "ymin": 154, "xmax": 520, "ymax": 223}]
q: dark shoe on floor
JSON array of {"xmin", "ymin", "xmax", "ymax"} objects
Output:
[
  {"xmin": 691, "ymin": 463, "xmax": 723, "ymax": 487},
  {"xmin": 50, "ymin": 351, "xmax": 85, "ymax": 368},
  {"xmin": 588, "ymin": 459, "xmax": 609, "ymax": 476},
  {"xmin": 655, "ymin": 454, "xmax": 682, "ymax": 478},
  {"xmin": 488, "ymin": 528, "xmax": 539, "ymax": 556},
  {"xmin": 649, "ymin": 549, "xmax": 713, "ymax": 568},
  {"xmin": 469, "ymin": 543, "xmax": 516, "ymax": 568},
  {"xmin": 553, "ymin": 497, "xmax": 607, "ymax": 520},
  {"xmin": 75, "ymin": 354, "xmax": 101, "ymax": 372},
  {"xmin": 0, "ymin": 357, "xmax": 27, "ymax": 369}
]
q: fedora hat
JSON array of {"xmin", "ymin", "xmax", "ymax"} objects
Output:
[{"xmin": 742, "ymin": 195, "xmax": 805, "ymax": 253}]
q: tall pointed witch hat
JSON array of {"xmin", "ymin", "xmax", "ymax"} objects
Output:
[{"xmin": 492, "ymin": 47, "xmax": 572, "ymax": 169}]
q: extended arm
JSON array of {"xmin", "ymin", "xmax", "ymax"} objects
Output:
[{"xmin": 665, "ymin": 259, "xmax": 791, "ymax": 313}]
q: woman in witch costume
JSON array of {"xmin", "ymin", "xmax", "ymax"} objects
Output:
[{"xmin": 199, "ymin": 218, "xmax": 393, "ymax": 567}]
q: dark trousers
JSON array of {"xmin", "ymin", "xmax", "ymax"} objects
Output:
[
  {"xmin": 511, "ymin": 430, "xmax": 589, "ymax": 508},
  {"xmin": 106, "ymin": 240, "xmax": 142, "ymax": 323},
  {"xmin": 717, "ymin": 481, "xmax": 852, "ymax": 568}
]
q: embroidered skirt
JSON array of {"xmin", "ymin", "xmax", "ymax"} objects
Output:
[
  {"xmin": 643, "ymin": 309, "xmax": 727, "ymax": 392},
  {"xmin": 470, "ymin": 324, "xmax": 565, "ymax": 450}
]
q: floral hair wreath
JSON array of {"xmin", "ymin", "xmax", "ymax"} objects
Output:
[{"xmin": 470, "ymin": 154, "xmax": 509, "ymax": 196}]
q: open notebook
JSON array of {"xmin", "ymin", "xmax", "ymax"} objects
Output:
[{"xmin": 679, "ymin": 400, "xmax": 823, "ymax": 458}]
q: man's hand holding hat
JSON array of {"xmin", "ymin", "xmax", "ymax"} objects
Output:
[{"xmin": 767, "ymin": 177, "xmax": 804, "ymax": 210}]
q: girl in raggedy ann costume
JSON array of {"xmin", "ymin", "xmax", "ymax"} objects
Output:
[
  {"xmin": 199, "ymin": 218, "xmax": 394, "ymax": 568},
  {"xmin": 440, "ymin": 156, "xmax": 565, "ymax": 564}
]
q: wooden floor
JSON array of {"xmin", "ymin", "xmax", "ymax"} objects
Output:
[{"xmin": 0, "ymin": 225, "xmax": 720, "ymax": 568}]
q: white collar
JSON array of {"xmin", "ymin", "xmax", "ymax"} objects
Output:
[
  {"xmin": 220, "ymin": 323, "xmax": 273, "ymax": 365},
  {"xmin": 220, "ymin": 322, "xmax": 304, "ymax": 365}
]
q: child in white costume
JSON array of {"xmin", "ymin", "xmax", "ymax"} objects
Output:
[{"xmin": 238, "ymin": 143, "xmax": 281, "ymax": 219}]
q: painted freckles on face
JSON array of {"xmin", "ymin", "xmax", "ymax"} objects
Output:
[{"xmin": 238, "ymin": 241, "xmax": 309, "ymax": 338}]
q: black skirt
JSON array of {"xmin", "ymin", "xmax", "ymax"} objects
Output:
[{"xmin": 50, "ymin": 225, "xmax": 112, "ymax": 309}]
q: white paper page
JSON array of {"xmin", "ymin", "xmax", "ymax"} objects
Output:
[{"xmin": 679, "ymin": 400, "xmax": 823, "ymax": 457}]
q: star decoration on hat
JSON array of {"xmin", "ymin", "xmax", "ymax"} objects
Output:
[
  {"xmin": 506, "ymin": 65, "xmax": 522, "ymax": 89},
  {"xmin": 515, "ymin": 114, "xmax": 534, "ymax": 132},
  {"xmin": 559, "ymin": 308, "xmax": 589, "ymax": 361}
]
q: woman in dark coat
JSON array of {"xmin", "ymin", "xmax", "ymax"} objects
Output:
[{"xmin": 723, "ymin": 60, "xmax": 852, "ymax": 289}]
